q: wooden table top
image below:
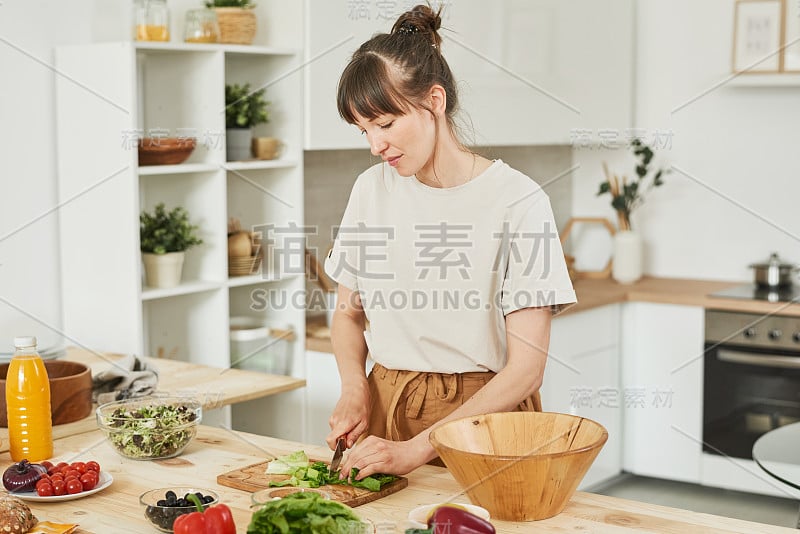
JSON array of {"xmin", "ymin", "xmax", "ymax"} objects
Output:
[
  {"xmin": 13, "ymin": 425, "xmax": 794, "ymax": 533},
  {"xmin": 0, "ymin": 348, "xmax": 306, "ymax": 452}
]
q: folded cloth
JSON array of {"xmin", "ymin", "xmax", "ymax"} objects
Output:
[{"xmin": 92, "ymin": 354, "xmax": 159, "ymax": 405}]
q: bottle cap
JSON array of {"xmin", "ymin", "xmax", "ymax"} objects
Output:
[{"xmin": 13, "ymin": 336, "xmax": 37, "ymax": 349}]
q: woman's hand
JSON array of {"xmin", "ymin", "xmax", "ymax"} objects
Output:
[
  {"xmin": 338, "ymin": 434, "xmax": 433, "ymax": 478},
  {"xmin": 327, "ymin": 380, "xmax": 371, "ymax": 450}
]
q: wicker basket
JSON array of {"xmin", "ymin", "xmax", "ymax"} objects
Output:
[{"xmin": 214, "ymin": 7, "xmax": 257, "ymax": 45}]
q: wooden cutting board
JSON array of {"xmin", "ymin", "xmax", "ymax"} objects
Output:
[{"xmin": 217, "ymin": 460, "xmax": 408, "ymax": 508}]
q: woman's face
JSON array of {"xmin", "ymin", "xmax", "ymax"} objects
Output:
[{"xmin": 353, "ymin": 106, "xmax": 437, "ymax": 178}]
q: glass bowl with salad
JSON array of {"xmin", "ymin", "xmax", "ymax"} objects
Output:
[{"xmin": 96, "ymin": 396, "xmax": 202, "ymax": 460}]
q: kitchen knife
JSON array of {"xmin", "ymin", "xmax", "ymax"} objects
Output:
[{"xmin": 329, "ymin": 436, "xmax": 345, "ymax": 475}]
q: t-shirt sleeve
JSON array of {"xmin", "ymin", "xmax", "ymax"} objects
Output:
[
  {"xmin": 324, "ymin": 177, "xmax": 362, "ymax": 291},
  {"xmin": 501, "ymin": 195, "xmax": 577, "ymax": 316}
]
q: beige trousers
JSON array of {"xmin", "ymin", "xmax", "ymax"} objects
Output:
[{"xmin": 366, "ymin": 363, "xmax": 542, "ymax": 466}]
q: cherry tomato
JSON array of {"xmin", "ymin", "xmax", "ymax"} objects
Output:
[
  {"xmin": 52, "ymin": 480, "xmax": 66, "ymax": 496},
  {"xmin": 50, "ymin": 473, "xmax": 64, "ymax": 483},
  {"xmin": 85, "ymin": 461, "xmax": 101, "ymax": 473},
  {"xmin": 79, "ymin": 473, "xmax": 96, "ymax": 491},
  {"xmin": 65, "ymin": 469, "xmax": 81, "ymax": 480},
  {"xmin": 70, "ymin": 462, "xmax": 86, "ymax": 474},
  {"xmin": 40, "ymin": 460, "xmax": 54, "ymax": 472},
  {"xmin": 66, "ymin": 479, "xmax": 83, "ymax": 494},
  {"xmin": 54, "ymin": 462, "xmax": 68, "ymax": 472},
  {"xmin": 36, "ymin": 482, "xmax": 54, "ymax": 497}
]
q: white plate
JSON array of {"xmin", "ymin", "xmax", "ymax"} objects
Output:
[
  {"xmin": 13, "ymin": 471, "xmax": 113, "ymax": 502},
  {"xmin": 407, "ymin": 503, "xmax": 491, "ymax": 529}
]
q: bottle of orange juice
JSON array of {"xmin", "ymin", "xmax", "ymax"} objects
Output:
[{"xmin": 6, "ymin": 336, "xmax": 53, "ymax": 462}]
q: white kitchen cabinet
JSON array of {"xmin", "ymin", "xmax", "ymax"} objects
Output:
[
  {"xmin": 543, "ymin": 304, "xmax": 623, "ymax": 488},
  {"xmin": 304, "ymin": 0, "xmax": 633, "ymax": 149},
  {"xmin": 55, "ymin": 3, "xmax": 306, "ymax": 434},
  {"xmin": 621, "ymin": 302, "xmax": 705, "ymax": 483}
]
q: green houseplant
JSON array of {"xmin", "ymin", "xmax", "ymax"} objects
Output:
[
  {"xmin": 596, "ymin": 139, "xmax": 670, "ymax": 284},
  {"xmin": 140, "ymin": 203, "xmax": 203, "ymax": 288},
  {"xmin": 225, "ymin": 83, "xmax": 270, "ymax": 161},
  {"xmin": 597, "ymin": 139, "xmax": 669, "ymax": 232}
]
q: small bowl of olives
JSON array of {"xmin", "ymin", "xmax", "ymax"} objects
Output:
[{"xmin": 139, "ymin": 487, "xmax": 218, "ymax": 533}]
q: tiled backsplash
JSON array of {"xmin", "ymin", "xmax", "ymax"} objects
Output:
[{"xmin": 303, "ymin": 145, "xmax": 574, "ymax": 260}]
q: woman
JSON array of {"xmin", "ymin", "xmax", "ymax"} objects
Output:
[{"xmin": 324, "ymin": 5, "xmax": 576, "ymax": 478}]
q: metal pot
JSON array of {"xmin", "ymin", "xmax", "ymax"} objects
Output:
[{"xmin": 749, "ymin": 252, "xmax": 798, "ymax": 288}]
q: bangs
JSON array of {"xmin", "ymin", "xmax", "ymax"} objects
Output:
[{"xmin": 337, "ymin": 53, "xmax": 413, "ymax": 124}]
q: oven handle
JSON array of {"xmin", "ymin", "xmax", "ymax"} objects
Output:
[{"xmin": 717, "ymin": 348, "xmax": 800, "ymax": 369}]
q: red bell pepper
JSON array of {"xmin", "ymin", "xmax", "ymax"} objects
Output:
[
  {"xmin": 172, "ymin": 493, "xmax": 236, "ymax": 534},
  {"xmin": 406, "ymin": 505, "xmax": 496, "ymax": 534}
]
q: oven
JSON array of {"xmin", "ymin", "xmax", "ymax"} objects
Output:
[{"xmin": 703, "ymin": 309, "xmax": 800, "ymax": 460}]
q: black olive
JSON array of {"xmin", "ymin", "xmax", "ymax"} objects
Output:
[
  {"xmin": 202, "ymin": 495, "xmax": 214, "ymax": 504},
  {"xmin": 165, "ymin": 490, "xmax": 177, "ymax": 501},
  {"xmin": 157, "ymin": 499, "xmax": 167, "ymax": 507}
]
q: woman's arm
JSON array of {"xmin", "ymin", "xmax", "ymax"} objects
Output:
[
  {"xmin": 339, "ymin": 306, "xmax": 552, "ymax": 477},
  {"xmin": 326, "ymin": 283, "xmax": 371, "ymax": 449}
]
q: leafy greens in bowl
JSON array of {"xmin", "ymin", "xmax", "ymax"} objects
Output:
[{"xmin": 96, "ymin": 396, "xmax": 202, "ymax": 460}]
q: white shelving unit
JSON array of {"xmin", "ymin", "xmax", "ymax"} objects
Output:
[
  {"xmin": 55, "ymin": 4, "xmax": 306, "ymax": 436},
  {"xmin": 727, "ymin": 73, "xmax": 800, "ymax": 87}
]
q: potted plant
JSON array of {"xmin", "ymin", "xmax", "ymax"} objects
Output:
[
  {"xmin": 140, "ymin": 203, "xmax": 203, "ymax": 288},
  {"xmin": 225, "ymin": 82, "xmax": 270, "ymax": 161},
  {"xmin": 597, "ymin": 139, "xmax": 670, "ymax": 284},
  {"xmin": 204, "ymin": 0, "xmax": 257, "ymax": 45}
]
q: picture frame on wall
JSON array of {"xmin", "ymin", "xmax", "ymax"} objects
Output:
[
  {"xmin": 732, "ymin": 0, "xmax": 784, "ymax": 73},
  {"xmin": 784, "ymin": 0, "xmax": 800, "ymax": 71}
]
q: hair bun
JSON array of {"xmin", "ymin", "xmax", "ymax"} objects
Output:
[{"xmin": 391, "ymin": 4, "xmax": 442, "ymax": 49}]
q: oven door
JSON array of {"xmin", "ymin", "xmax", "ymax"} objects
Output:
[{"xmin": 703, "ymin": 343, "xmax": 800, "ymax": 460}]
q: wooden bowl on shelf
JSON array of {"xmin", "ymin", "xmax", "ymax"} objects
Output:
[
  {"xmin": 228, "ymin": 254, "xmax": 261, "ymax": 276},
  {"xmin": 429, "ymin": 411, "xmax": 607, "ymax": 521},
  {"xmin": 0, "ymin": 360, "xmax": 93, "ymax": 427},
  {"xmin": 137, "ymin": 137, "xmax": 197, "ymax": 166}
]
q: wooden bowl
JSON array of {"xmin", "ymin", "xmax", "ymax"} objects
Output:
[
  {"xmin": 429, "ymin": 412, "xmax": 607, "ymax": 521},
  {"xmin": 137, "ymin": 137, "xmax": 197, "ymax": 166},
  {"xmin": 0, "ymin": 361, "xmax": 93, "ymax": 427}
]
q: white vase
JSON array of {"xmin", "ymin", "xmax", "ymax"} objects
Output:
[
  {"xmin": 142, "ymin": 251, "xmax": 185, "ymax": 288},
  {"xmin": 226, "ymin": 128, "xmax": 252, "ymax": 161},
  {"xmin": 612, "ymin": 230, "xmax": 642, "ymax": 284}
]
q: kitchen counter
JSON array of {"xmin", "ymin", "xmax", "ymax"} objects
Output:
[
  {"xmin": 16, "ymin": 425, "xmax": 795, "ymax": 533},
  {"xmin": 307, "ymin": 276, "xmax": 799, "ymax": 353},
  {"xmin": 0, "ymin": 348, "xmax": 306, "ymax": 452}
]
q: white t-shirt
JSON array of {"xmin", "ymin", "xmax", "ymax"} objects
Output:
[{"xmin": 324, "ymin": 159, "xmax": 576, "ymax": 373}]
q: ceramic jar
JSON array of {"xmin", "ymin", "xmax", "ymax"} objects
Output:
[{"xmin": 612, "ymin": 230, "xmax": 642, "ymax": 284}]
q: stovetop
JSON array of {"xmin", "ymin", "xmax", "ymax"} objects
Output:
[{"xmin": 710, "ymin": 283, "xmax": 800, "ymax": 304}]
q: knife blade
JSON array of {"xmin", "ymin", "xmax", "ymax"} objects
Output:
[{"xmin": 329, "ymin": 436, "xmax": 345, "ymax": 475}]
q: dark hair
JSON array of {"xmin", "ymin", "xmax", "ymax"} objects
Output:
[{"xmin": 336, "ymin": 4, "xmax": 459, "ymax": 133}]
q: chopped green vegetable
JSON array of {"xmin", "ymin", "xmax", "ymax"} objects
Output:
[
  {"xmin": 101, "ymin": 403, "xmax": 198, "ymax": 459},
  {"xmin": 247, "ymin": 492, "xmax": 363, "ymax": 534},
  {"xmin": 264, "ymin": 452, "xmax": 398, "ymax": 492},
  {"xmin": 266, "ymin": 451, "xmax": 310, "ymax": 475}
]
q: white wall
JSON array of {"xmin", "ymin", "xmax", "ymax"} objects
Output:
[
  {"xmin": 573, "ymin": 0, "xmax": 800, "ymax": 282},
  {"xmin": 5, "ymin": 1, "xmax": 800, "ymax": 351},
  {"xmin": 0, "ymin": 1, "xmax": 100, "ymax": 351}
]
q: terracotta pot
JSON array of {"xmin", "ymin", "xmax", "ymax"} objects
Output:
[{"xmin": 0, "ymin": 360, "xmax": 93, "ymax": 427}]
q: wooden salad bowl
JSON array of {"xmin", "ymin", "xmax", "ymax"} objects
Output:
[
  {"xmin": 0, "ymin": 360, "xmax": 93, "ymax": 427},
  {"xmin": 137, "ymin": 137, "xmax": 197, "ymax": 166},
  {"xmin": 429, "ymin": 411, "xmax": 608, "ymax": 521}
]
